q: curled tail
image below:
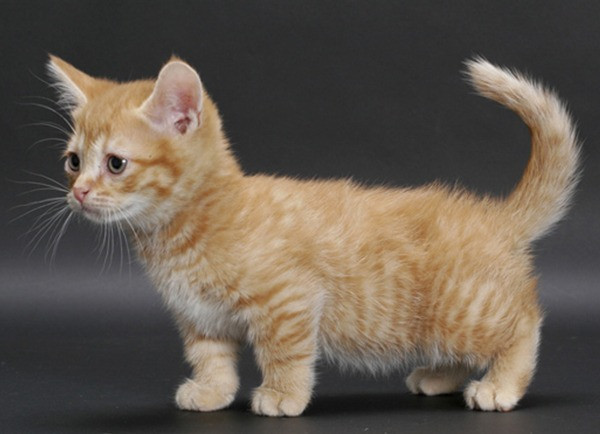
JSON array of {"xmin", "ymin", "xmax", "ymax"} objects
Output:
[{"xmin": 465, "ymin": 58, "xmax": 581, "ymax": 245}]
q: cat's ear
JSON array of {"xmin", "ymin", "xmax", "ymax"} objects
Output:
[
  {"xmin": 47, "ymin": 55, "xmax": 96, "ymax": 110},
  {"xmin": 140, "ymin": 60, "xmax": 203, "ymax": 135}
]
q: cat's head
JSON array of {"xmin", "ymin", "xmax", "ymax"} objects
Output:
[{"xmin": 48, "ymin": 56, "xmax": 228, "ymax": 230}]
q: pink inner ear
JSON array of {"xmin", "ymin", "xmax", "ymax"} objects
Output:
[
  {"xmin": 143, "ymin": 61, "xmax": 203, "ymax": 135},
  {"xmin": 175, "ymin": 116, "xmax": 191, "ymax": 134}
]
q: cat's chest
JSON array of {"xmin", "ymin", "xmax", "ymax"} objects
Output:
[{"xmin": 146, "ymin": 255, "xmax": 247, "ymax": 341}]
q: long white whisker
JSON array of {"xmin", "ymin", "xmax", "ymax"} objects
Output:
[
  {"xmin": 17, "ymin": 186, "xmax": 68, "ymax": 196},
  {"xmin": 98, "ymin": 220, "xmax": 110, "ymax": 275},
  {"xmin": 11, "ymin": 181, "xmax": 68, "ymax": 194},
  {"xmin": 28, "ymin": 137, "xmax": 68, "ymax": 150},
  {"xmin": 105, "ymin": 214, "xmax": 114, "ymax": 273},
  {"xmin": 26, "ymin": 207, "xmax": 69, "ymax": 257},
  {"xmin": 115, "ymin": 217, "xmax": 123, "ymax": 275},
  {"xmin": 110, "ymin": 220, "xmax": 116, "ymax": 272},
  {"xmin": 119, "ymin": 220, "xmax": 132, "ymax": 280},
  {"xmin": 114, "ymin": 210, "xmax": 134, "ymax": 281},
  {"xmin": 39, "ymin": 207, "xmax": 72, "ymax": 266},
  {"xmin": 11, "ymin": 196, "xmax": 66, "ymax": 210},
  {"xmin": 23, "ymin": 95, "xmax": 63, "ymax": 107},
  {"xmin": 19, "ymin": 101, "xmax": 75, "ymax": 132},
  {"xmin": 10, "ymin": 198, "xmax": 66, "ymax": 223},
  {"xmin": 23, "ymin": 121, "xmax": 72, "ymax": 136},
  {"xmin": 29, "ymin": 71, "xmax": 59, "ymax": 89},
  {"xmin": 105, "ymin": 220, "xmax": 112, "ymax": 273},
  {"xmin": 22, "ymin": 202, "xmax": 67, "ymax": 238},
  {"xmin": 26, "ymin": 205, "xmax": 68, "ymax": 247},
  {"xmin": 119, "ymin": 207, "xmax": 145, "ymax": 249},
  {"xmin": 28, "ymin": 73, "xmax": 78, "ymax": 112},
  {"xmin": 97, "ymin": 221, "xmax": 105, "ymax": 260},
  {"xmin": 23, "ymin": 171, "xmax": 69, "ymax": 190},
  {"xmin": 47, "ymin": 211, "xmax": 73, "ymax": 265}
]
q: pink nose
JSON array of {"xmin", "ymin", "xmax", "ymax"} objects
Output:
[{"xmin": 73, "ymin": 187, "xmax": 90, "ymax": 204}]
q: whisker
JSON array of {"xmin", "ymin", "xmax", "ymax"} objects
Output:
[
  {"xmin": 10, "ymin": 181, "xmax": 68, "ymax": 195},
  {"xmin": 29, "ymin": 71, "xmax": 58, "ymax": 89},
  {"xmin": 17, "ymin": 186, "xmax": 68, "ymax": 196},
  {"xmin": 109, "ymin": 220, "xmax": 115, "ymax": 272},
  {"xmin": 113, "ymin": 212, "xmax": 122, "ymax": 275},
  {"xmin": 110, "ymin": 211, "xmax": 123, "ymax": 276},
  {"xmin": 10, "ymin": 198, "xmax": 66, "ymax": 222},
  {"xmin": 27, "ymin": 137, "xmax": 68, "ymax": 151},
  {"xmin": 22, "ymin": 171, "xmax": 69, "ymax": 190},
  {"xmin": 22, "ymin": 121, "xmax": 72, "ymax": 137},
  {"xmin": 117, "ymin": 220, "xmax": 131, "ymax": 280},
  {"xmin": 19, "ymin": 101, "xmax": 75, "ymax": 132},
  {"xmin": 103, "ymin": 217, "xmax": 112, "ymax": 274},
  {"xmin": 23, "ymin": 95, "xmax": 63, "ymax": 107},
  {"xmin": 22, "ymin": 202, "xmax": 68, "ymax": 238},
  {"xmin": 47, "ymin": 211, "xmax": 73, "ymax": 265},
  {"xmin": 98, "ymin": 220, "xmax": 110, "ymax": 275},
  {"xmin": 42, "ymin": 210, "xmax": 69, "ymax": 266},
  {"xmin": 114, "ymin": 209, "xmax": 135, "ymax": 281},
  {"xmin": 27, "ymin": 71, "xmax": 78, "ymax": 111},
  {"xmin": 11, "ymin": 196, "xmax": 66, "ymax": 211},
  {"xmin": 26, "ymin": 204, "xmax": 68, "ymax": 245},
  {"xmin": 25, "ymin": 206, "xmax": 70, "ymax": 258}
]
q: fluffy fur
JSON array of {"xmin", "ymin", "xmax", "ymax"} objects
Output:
[{"xmin": 48, "ymin": 55, "xmax": 580, "ymax": 416}]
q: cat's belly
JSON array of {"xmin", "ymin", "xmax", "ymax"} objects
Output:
[
  {"xmin": 317, "ymin": 296, "xmax": 421, "ymax": 373},
  {"xmin": 317, "ymin": 329, "xmax": 414, "ymax": 373}
]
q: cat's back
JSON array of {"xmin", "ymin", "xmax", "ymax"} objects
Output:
[{"xmin": 235, "ymin": 174, "xmax": 501, "ymax": 248}]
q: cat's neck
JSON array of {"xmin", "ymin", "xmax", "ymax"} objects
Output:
[{"xmin": 132, "ymin": 145, "xmax": 244, "ymax": 265}]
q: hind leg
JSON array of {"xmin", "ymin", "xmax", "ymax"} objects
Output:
[
  {"xmin": 464, "ymin": 318, "xmax": 541, "ymax": 412},
  {"xmin": 406, "ymin": 364, "xmax": 472, "ymax": 396}
]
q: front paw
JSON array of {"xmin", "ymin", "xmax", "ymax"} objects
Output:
[
  {"xmin": 175, "ymin": 378, "xmax": 236, "ymax": 412},
  {"xmin": 464, "ymin": 380, "xmax": 518, "ymax": 412},
  {"xmin": 251, "ymin": 387, "xmax": 309, "ymax": 417}
]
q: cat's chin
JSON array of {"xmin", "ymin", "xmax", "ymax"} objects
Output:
[
  {"xmin": 80, "ymin": 207, "xmax": 108, "ymax": 224},
  {"xmin": 73, "ymin": 204, "xmax": 124, "ymax": 225}
]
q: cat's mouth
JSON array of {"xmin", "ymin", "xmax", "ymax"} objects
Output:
[
  {"xmin": 78, "ymin": 204, "xmax": 106, "ymax": 223},
  {"xmin": 81, "ymin": 205, "xmax": 102, "ymax": 218},
  {"xmin": 73, "ymin": 201, "xmax": 138, "ymax": 226},
  {"xmin": 68, "ymin": 199, "xmax": 107, "ymax": 223},
  {"xmin": 67, "ymin": 193, "xmax": 127, "ymax": 224}
]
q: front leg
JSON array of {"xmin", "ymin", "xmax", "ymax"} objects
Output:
[
  {"xmin": 175, "ymin": 324, "xmax": 240, "ymax": 412},
  {"xmin": 249, "ymin": 295, "xmax": 319, "ymax": 417}
]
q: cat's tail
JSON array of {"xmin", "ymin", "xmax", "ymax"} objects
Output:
[{"xmin": 464, "ymin": 57, "xmax": 581, "ymax": 246}]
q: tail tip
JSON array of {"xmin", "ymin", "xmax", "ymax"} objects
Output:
[{"xmin": 462, "ymin": 56, "xmax": 499, "ymax": 84}]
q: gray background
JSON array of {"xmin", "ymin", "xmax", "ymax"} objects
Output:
[{"xmin": 1, "ymin": 1, "xmax": 598, "ymax": 433}]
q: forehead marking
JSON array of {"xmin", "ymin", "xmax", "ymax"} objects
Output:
[{"xmin": 71, "ymin": 134, "xmax": 107, "ymax": 178}]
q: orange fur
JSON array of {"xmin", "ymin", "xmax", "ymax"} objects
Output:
[{"xmin": 48, "ymin": 55, "xmax": 580, "ymax": 416}]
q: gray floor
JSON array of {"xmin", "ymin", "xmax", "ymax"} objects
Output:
[{"xmin": 1, "ymin": 262, "xmax": 598, "ymax": 433}]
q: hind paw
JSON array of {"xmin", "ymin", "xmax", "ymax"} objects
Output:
[{"xmin": 406, "ymin": 366, "xmax": 468, "ymax": 396}]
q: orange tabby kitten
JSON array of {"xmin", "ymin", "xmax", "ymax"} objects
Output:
[{"xmin": 47, "ymin": 55, "xmax": 579, "ymax": 416}]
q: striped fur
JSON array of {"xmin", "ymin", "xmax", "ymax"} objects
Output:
[{"xmin": 49, "ymin": 55, "xmax": 580, "ymax": 416}]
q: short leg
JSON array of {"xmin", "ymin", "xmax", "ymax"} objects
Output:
[
  {"xmin": 250, "ymin": 298, "xmax": 318, "ymax": 417},
  {"xmin": 175, "ymin": 327, "xmax": 239, "ymax": 412},
  {"xmin": 464, "ymin": 318, "xmax": 540, "ymax": 412},
  {"xmin": 406, "ymin": 364, "xmax": 472, "ymax": 396}
]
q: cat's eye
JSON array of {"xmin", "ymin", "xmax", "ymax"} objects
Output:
[
  {"xmin": 107, "ymin": 155, "xmax": 127, "ymax": 174},
  {"xmin": 67, "ymin": 153, "xmax": 80, "ymax": 172}
]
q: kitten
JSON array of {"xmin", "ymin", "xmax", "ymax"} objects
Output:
[{"xmin": 46, "ymin": 55, "xmax": 579, "ymax": 416}]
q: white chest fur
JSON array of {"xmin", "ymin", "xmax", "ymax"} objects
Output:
[{"xmin": 148, "ymin": 262, "xmax": 247, "ymax": 342}]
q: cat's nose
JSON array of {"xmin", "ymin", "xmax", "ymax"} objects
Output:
[{"xmin": 73, "ymin": 186, "xmax": 90, "ymax": 204}]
